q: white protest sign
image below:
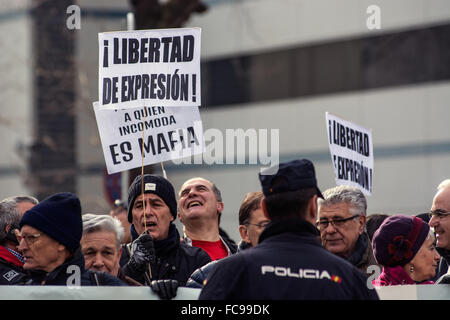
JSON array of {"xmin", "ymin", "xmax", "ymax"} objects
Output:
[
  {"xmin": 325, "ymin": 112, "xmax": 374, "ymax": 195},
  {"xmin": 94, "ymin": 103, "xmax": 205, "ymax": 174},
  {"xmin": 98, "ymin": 28, "xmax": 201, "ymax": 110}
]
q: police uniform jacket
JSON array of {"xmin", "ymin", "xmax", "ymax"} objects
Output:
[{"xmin": 199, "ymin": 219, "xmax": 379, "ymax": 300}]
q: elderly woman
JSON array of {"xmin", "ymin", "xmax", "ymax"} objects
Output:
[{"xmin": 372, "ymin": 215, "xmax": 440, "ymax": 286}]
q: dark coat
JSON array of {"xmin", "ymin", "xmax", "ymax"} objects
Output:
[
  {"xmin": 435, "ymin": 247, "xmax": 450, "ymax": 282},
  {"xmin": 0, "ymin": 246, "xmax": 29, "ymax": 285},
  {"xmin": 347, "ymin": 233, "xmax": 380, "ymax": 278},
  {"xmin": 186, "ymin": 239, "xmax": 249, "ymax": 288},
  {"xmin": 199, "ymin": 219, "xmax": 379, "ymax": 300},
  {"xmin": 121, "ymin": 223, "xmax": 211, "ymax": 285},
  {"xmin": 24, "ymin": 248, "xmax": 125, "ymax": 286},
  {"xmin": 219, "ymin": 227, "xmax": 238, "ymax": 254}
]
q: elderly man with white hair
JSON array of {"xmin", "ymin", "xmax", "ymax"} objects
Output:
[
  {"xmin": 81, "ymin": 214, "xmax": 140, "ymax": 285},
  {"xmin": 317, "ymin": 185, "xmax": 379, "ymax": 277}
]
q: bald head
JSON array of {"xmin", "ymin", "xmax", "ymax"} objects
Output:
[{"xmin": 430, "ymin": 179, "xmax": 450, "ymax": 249}]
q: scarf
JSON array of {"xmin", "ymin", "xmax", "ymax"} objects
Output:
[
  {"xmin": 0, "ymin": 245, "xmax": 24, "ymax": 267},
  {"xmin": 347, "ymin": 233, "xmax": 368, "ymax": 266},
  {"xmin": 373, "ymin": 265, "xmax": 434, "ymax": 286}
]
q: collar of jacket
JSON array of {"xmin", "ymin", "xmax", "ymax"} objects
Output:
[
  {"xmin": 347, "ymin": 233, "xmax": 369, "ymax": 266},
  {"xmin": 0, "ymin": 245, "xmax": 24, "ymax": 267},
  {"xmin": 436, "ymin": 246, "xmax": 450, "ymax": 264},
  {"xmin": 154, "ymin": 223, "xmax": 180, "ymax": 256},
  {"xmin": 375, "ymin": 265, "xmax": 416, "ymax": 286},
  {"xmin": 183, "ymin": 234, "xmax": 233, "ymax": 257},
  {"xmin": 258, "ymin": 218, "xmax": 320, "ymax": 244},
  {"xmin": 237, "ymin": 240, "xmax": 251, "ymax": 252},
  {"xmin": 28, "ymin": 248, "xmax": 86, "ymax": 284}
]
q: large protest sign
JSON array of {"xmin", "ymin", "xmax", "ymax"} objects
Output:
[
  {"xmin": 94, "ymin": 103, "xmax": 204, "ymax": 174},
  {"xmin": 325, "ymin": 112, "xmax": 374, "ymax": 195},
  {"xmin": 98, "ymin": 28, "xmax": 201, "ymax": 110}
]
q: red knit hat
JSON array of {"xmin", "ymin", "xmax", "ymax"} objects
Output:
[{"xmin": 372, "ymin": 215, "xmax": 430, "ymax": 267}]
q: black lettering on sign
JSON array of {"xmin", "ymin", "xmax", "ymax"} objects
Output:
[
  {"xmin": 137, "ymin": 126, "xmax": 199, "ymax": 157},
  {"xmin": 118, "ymin": 70, "xmax": 194, "ymax": 103},
  {"xmin": 330, "ymin": 120, "xmax": 370, "ymax": 157},
  {"xmin": 109, "ymin": 142, "xmax": 133, "ymax": 164},
  {"xmin": 110, "ymin": 36, "xmax": 196, "ymax": 65},
  {"xmin": 336, "ymin": 156, "xmax": 371, "ymax": 192}
]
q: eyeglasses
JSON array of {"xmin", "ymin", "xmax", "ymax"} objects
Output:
[
  {"xmin": 316, "ymin": 214, "xmax": 360, "ymax": 230},
  {"xmin": 17, "ymin": 232, "xmax": 42, "ymax": 245},
  {"xmin": 245, "ymin": 221, "xmax": 270, "ymax": 229},
  {"xmin": 429, "ymin": 209, "xmax": 450, "ymax": 220}
]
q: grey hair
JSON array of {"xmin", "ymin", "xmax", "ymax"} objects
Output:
[
  {"xmin": 82, "ymin": 214, "xmax": 124, "ymax": 250},
  {"xmin": 426, "ymin": 228, "xmax": 435, "ymax": 242},
  {"xmin": 11, "ymin": 195, "xmax": 39, "ymax": 205},
  {"xmin": 437, "ymin": 179, "xmax": 450, "ymax": 191},
  {"xmin": 0, "ymin": 199, "xmax": 21, "ymax": 241},
  {"xmin": 317, "ymin": 185, "xmax": 367, "ymax": 216}
]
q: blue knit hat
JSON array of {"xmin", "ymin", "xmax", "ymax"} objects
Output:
[
  {"xmin": 127, "ymin": 174, "xmax": 177, "ymax": 223},
  {"xmin": 19, "ymin": 192, "xmax": 82, "ymax": 253}
]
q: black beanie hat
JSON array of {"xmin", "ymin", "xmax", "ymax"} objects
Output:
[
  {"xmin": 127, "ymin": 174, "xmax": 177, "ymax": 223},
  {"xmin": 19, "ymin": 192, "xmax": 82, "ymax": 253}
]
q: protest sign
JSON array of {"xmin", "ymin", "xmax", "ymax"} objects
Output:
[
  {"xmin": 325, "ymin": 112, "xmax": 374, "ymax": 195},
  {"xmin": 94, "ymin": 103, "xmax": 204, "ymax": 174},
  {"xmin": 98, "ymin": 28, "xmax": 201, "ymax": 110}
]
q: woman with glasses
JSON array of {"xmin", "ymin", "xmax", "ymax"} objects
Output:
[{"xmin": 372, "ymin": 215, "xmax": 440, "ymax": 286}]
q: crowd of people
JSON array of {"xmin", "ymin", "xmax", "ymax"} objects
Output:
[{"xmin": 0, "ymin": 158, "xmax": 449, "ymax": 300}]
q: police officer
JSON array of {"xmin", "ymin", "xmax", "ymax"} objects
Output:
[{"xmin": 199, "ymin": 159, "xmax": 379, "ymax": 300}]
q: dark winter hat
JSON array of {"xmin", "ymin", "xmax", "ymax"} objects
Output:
[
  {"xmin": 372, "ymin": 215, "xmax": 430, "ymax": 267},
  {"xmin": 127, "ymin": 174, "xmax": 177, "ymax": 223},
  {"xmin": 19, "ymin": 192, "xmax": 82, "ymax": 253},
  {"xmin": 258, "ymin": 159, "xmax": 324, "ymax": 198}
]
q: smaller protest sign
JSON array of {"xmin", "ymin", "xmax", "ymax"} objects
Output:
[
  {"xmin": 94, "ymin": 102, "xmax": 204, "ymax": 174},
  {"xmin": 98, "ymin": 27, "xmax": 201, "ymax": 110},
  {"xmin": 325, "ymin": 112, "xmax": 374, "ymax": 195}
]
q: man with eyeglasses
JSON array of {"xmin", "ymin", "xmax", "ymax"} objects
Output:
[
  {"xmin": 18, "ymin": 192, "xmax": 124, "ymax": 286},
  {"xmin": 429, "ymin": 179, "xmax": 450, "ymax": 283},
  {"xmin": 199, "ymin": 159, "xmax": 378, "ymax": 300},
  {"xmin": 317, "ymin": 185, "xmax": 379, "ymax": 277},
  {"xmin": 237, "ymin": 191, "xmax": 270, "ymax": 250}
]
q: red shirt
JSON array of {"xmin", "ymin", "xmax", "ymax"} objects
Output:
[{"xmin": 192, "ymin": 239, "xmax": 228, "ymax": 261}]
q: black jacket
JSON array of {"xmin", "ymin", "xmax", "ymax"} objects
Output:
[
  {"xmin": 435, "ymin": 247, "xmax": 450, "ymax": 282},
  {"xmin": 199, "ymin": 219, "xmax": 379, "ymax": 300},
  {"xmin": 121, "ymin": 223, "xmax": 211, "ymax": 285},
  {"xmin": 24, "ymin": 248, "xmax": 125, "ymax": 286},
  {"xmin": 186, "ymin": 239, "xmax": 249, "ymax": 288},
  {"xmin": 0, "ymin": 246, "xmax": 29, "ymax": 285}
]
